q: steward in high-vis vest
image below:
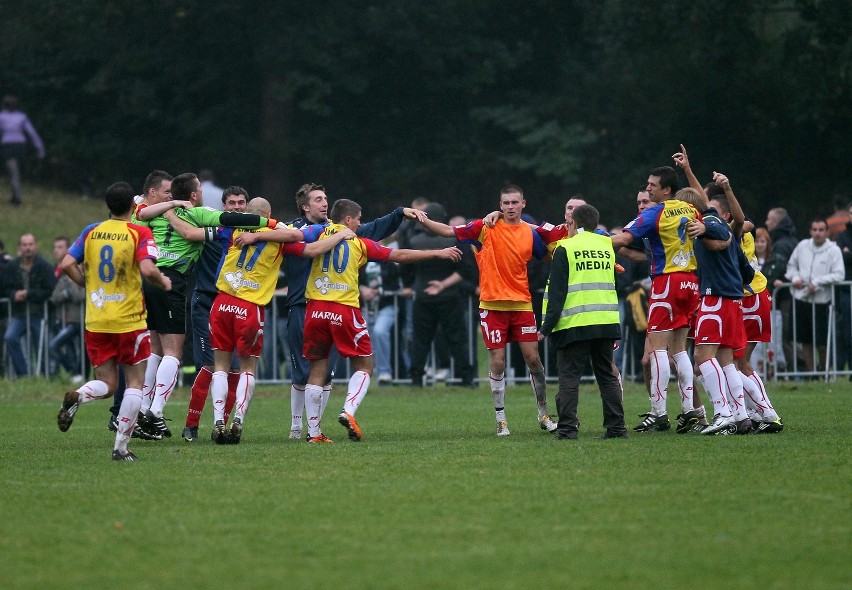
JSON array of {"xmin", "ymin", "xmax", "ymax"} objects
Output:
[{"xmin": 538, "ymin": 204, "xmax": 626, "ymax": 439}]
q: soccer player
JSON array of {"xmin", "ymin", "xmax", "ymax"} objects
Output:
[
  {"xmin": 674, "ymin": 146, "xmax": 782, "ymax": 433},
  {"xmin": 703, "ymin": 180, "xmax": 783, "ymax": 433},
  {"xmin": 419, "ymin": 185, "xmax": 557, "ymax": 437},
  {"xmin": 202, "ymin": 197, "xmax": 354, "ymax": 443},
  {"xmin": 180, "ymin": 186, "xmax": 251, "ymax": 442},
  {"xmin": 56, "ymin": 181, "xmax": 172, "ymax": 461},
  {"xmin": 675, "ymin": 186, "xmax": 755, "ymax": 434},
  {"xmin": 132, "ymin": 172, "xmax": 280, "ymax": 438},
  {"xmin": 610, "ymin": 166, "xmax": 705, "ymax": 433},
  {"xmin": 274, "ymin": 183, "xmax": 426, "ymax": 440},
  {"xmin": 300, "ymin": 198, "xmax": 462, "ymax": 443}
]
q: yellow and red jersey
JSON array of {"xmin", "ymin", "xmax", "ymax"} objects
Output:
[
  {"xmin": 68, "ymin": 219, "xmax": 157, "ymax": 333},
  {"xmin": 305, "ymin": 223, "xmax": 391, "ymax": 308}
]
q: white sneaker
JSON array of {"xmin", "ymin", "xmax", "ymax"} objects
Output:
[
  {"xmin": 289, "ymin": 427, "xmax": 303, "ymax": 440},
  {"xmin": 377, "ymin": 372, "xmax": 392, "ymax": 383},
  {"xmin": 434, "ymin": 368, "xmax": 449, "ymax": 381},
  {"xmin": 70, "ymin": 374, "xmax": 84, "ymax": 385},
  {"xmin": 701, "ymin": 414, "xmax": 735, "ymax": 435},
  {"xmin": 538, "ymin": 414, "xmax": 558, "ymax": 432},
  {"xmin": 496, "ymin": 420, "xmax": 511, "ymax": 436}
]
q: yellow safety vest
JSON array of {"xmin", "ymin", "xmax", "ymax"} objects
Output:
[{"xmin": 544, "ymin": 230, "xmax": 620, "ymax": 333}]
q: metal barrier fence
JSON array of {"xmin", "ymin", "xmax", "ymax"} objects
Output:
[
  {"xmin": 4, "ymin": 282, "xmax": 851, "ymax": 383},
  {"xmin": 757, "ymin": 281, "xmax": 852, "ymax": 382},
  {"xmin": 1, "ymin": 298, "xmax": 86, "ymax": 379}
]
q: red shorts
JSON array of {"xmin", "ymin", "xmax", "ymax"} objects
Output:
[
  {"xmin": 303, "ymin": 300, "xmax": 372, "ymax": 359},
  {"xmin": 86, "ymin": 329, "xmax": 151, "ymax": 367},
  {"xmin": 209, "ymin": 292, "xmax": 264, "ymax": 358},
  {"xmin": 478, "ymin": 309, "xmax": 538, "ymax": 350},
  {"xmin": 741, "ymin": 290, "xmax": 772, "ymax": 343},
  {"xmin": 693, "ymin": 296, "xmax": 746, "ymax": 350},
  {"xmin": 647, "ymin": 272, "xmax": 699, "ymax": 332}
]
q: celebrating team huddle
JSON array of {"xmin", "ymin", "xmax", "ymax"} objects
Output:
[{"xmin": 56, "ymin": 145, "xmax": 782, "ymax": 461}]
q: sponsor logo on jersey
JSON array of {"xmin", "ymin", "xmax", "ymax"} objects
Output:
[
  {"xmin": 159, "ymin": 250, "xmax": 181, "ymax": 260},
  {"xmin": 90, "ymin": 286, "xmax": 126, "ymax": 309},
  {"xmin": 313, "ymin": 275, "xmax": 350, "ymax": 295},
  {"xmin": 224, "ymin": 270, "xmax": 261, "ymax": 291}
]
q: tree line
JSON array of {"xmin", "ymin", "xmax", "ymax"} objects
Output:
[{"xmin": 2, "ymin": 0, "xmax": 849, "ymax": 230}]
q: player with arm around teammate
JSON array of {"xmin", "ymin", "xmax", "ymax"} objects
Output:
[
  {"xmin": 299, "ymin": 199, "xmax": 461, "ymax": 443},
  {"xmin": 204, "ymin": 197, "xmax": 354, "ymax": 444}
]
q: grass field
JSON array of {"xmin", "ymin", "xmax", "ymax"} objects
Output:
[
  {"xmin": 1, "ymin": 183, "xmax": 107, "ymax": 259},
  {"xmin": 1, "ymin": 378, "xmax": 849, "ymax": 589}
]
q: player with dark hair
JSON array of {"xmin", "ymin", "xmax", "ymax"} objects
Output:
[
  {"xmin": 132, "ymin": 172, "xmax": 279, "ymax": 438},
  {"xmin": 203, "ymin": 197, "xmax": 353, "ymax": 444},
  {"xmin": 56, "ymin": 181, "xmax": 172, "ymax": 460},
  {"xmin": 301, "ymin": 199, "xmax": 462, "ymax": 443}
]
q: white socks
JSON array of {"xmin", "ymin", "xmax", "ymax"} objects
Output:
[
  {"xmin": 739, "ymin": 370, "xmax": 779, "ymax": 421},
  {"xmin": 305, "ymin": 384, "xmax": 323, "ymax": 438},
  {"xmin": 114, "ymin": 388, "xmax": 142, "ymax": 452},
  {"xmin": 673, "ymin": 351, "xmax": 694, "ymax": 413},
  {"xmin": 149, "ymin": 355, "xmax": 180, "ymax": 416},
  {"xmin": 291, "ymin": 384, "xmax": 305, "ymax": 429},
  {"xmin": 722, "ymin": 363, "xmax": 748, "ymax": 422},
  {"xmin": 211, "ymin": 371, "xmax": 228, "ymax": 423},
  {"xmin": 77, "ymin": 379, "xmax": 110, "ymax": 404},
  {"xmin": 698, "ymin": 359, "xmax": 730, "ymax": 417},
  {"xmin": 342, "ymin": 371, "xmax": 371, "ymax": 416},
  {"xmin": 232, "ymin": 372, "xmax": 255, "ymax": 422},
  {"xmin": 649, "ymin": 350, "xmax": 670, "ymax": 416},
  {"xmin": 141, "ymin": 353, "xmax": 162, "ymax": 412}
]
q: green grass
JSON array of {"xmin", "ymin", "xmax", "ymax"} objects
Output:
[
  {"xmin": 1, "ymin": 378, "xmax": 849, "ymax": 589},
  {"xmin": 2, "ymin": 183, "xmax": 107, "ymax": 258}
]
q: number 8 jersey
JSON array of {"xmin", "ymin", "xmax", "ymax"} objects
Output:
[{"xmin": 68, "ymin": 219, "xmax": 158, "ymax": 333}]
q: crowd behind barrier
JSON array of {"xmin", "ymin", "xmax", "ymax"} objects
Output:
[{"xmin": 3, "ymin": 283, "xmax": 851, "ymax": 384}]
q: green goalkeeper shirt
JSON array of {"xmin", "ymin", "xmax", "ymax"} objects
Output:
[{"xmin": 132, "ymin": 205, "xmax": 270, "ymax": 274}]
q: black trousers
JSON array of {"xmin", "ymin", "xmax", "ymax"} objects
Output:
[
  {"xmin": 555, "ymin": 338, "xmax": 625, "ymax": 436},
  {"xmin": 409, "ymin": 297, "xmax": 473, "ymax": 385}
]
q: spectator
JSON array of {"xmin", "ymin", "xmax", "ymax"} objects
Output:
[
  {"xmin": 765, "ymin": 207, "xmax": 799, "ymax": 372},
  {"xmin": 48, "ymin": 236, "xmax": 85, "ymax": 381},
  {"xmin": 199, "ymin": 169, "xmax": 224, "ymax": 210},
  {"xmin": 0, "ymin": 95, "xmax": 45, "ymax": 206},
  {"xmin": 402, "ymin": 202, "xmax": 476, "ymax": 388},
  {"xmin": 826, "ymin": 195, "xmax": 851, "ymax": 241},
  {"xmin": 0, "ymin": 238, "xmax": 13, "ymax": 375},
  {"xmin": 3, "ymin": 233, "xmax": 56, "ymax": 377},
  {"xmin": 785, "ymin": 218, "xmax": 844, "ymax": 374},
  {"xmin": 834, "ymin": 206, "xmax": 852, "ymax": 373}
]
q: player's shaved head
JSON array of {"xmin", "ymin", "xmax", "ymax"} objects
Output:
[{"xmin": 247, "ymin": 197, "xmax": 271, "ymax": 217}]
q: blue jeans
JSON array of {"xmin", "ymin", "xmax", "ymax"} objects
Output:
[
  {"xmin": 4, "ymin": 314, "xmax": 43, "ymax": 377},
  {"xmin": 49, "ymin": 322, "xmax": 81, "ymax": 375},
  {"xmin": 368, "ymin": 305, "xmax": 396, "ymax": 376}
]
